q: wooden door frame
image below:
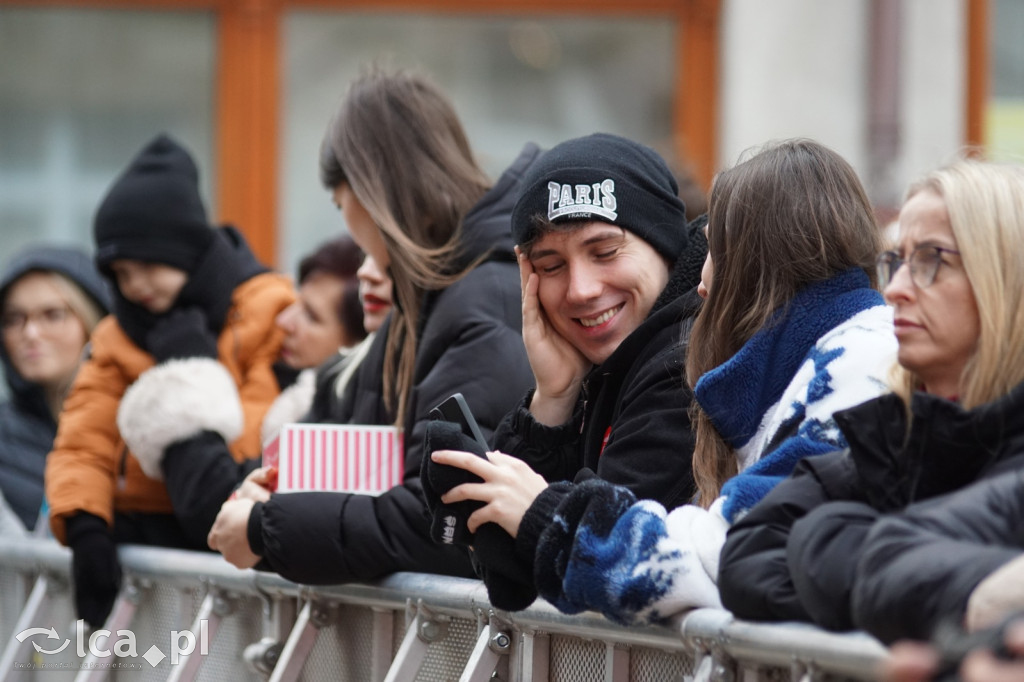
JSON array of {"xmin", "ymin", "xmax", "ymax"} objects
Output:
[{"xmin": 965, "ymin": 0, "xmax": 989, "ymax": 153}]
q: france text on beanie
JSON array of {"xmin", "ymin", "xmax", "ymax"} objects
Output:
[
  {"xmin": 511, "ymin": 133, "xmax": 689, "ymax": 262},
  {"xmin": 93, "ymin": 134, "xmax": 213, "ymax": 275}
]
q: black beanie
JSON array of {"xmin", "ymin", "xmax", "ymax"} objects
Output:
[
  {"xmin": 512, "ymin": 133, "xmax": 689, "ymax": 261},
  {"xmin": 93, "ymin": 134, "xmax": 213, "ymax": 275}
]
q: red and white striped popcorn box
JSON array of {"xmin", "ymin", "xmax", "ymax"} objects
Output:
[{"xmin": 269, "ymin": 424, "xmax": 405, "ymax": 495}]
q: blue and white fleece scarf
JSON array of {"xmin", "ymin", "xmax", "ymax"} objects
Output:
[{"xmin": 695, "ymin": 267, "xmax": 892, "ymax": 521}]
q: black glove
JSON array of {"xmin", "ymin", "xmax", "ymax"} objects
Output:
[
  {"xmin": 421, "ymin": 420, "xmax": 538, "ymax": 610},
  {"xmin": 472, "ymin": 528, "xmax": 538, "ymax": 611},
  {"xmin": 421, "ymin": 420, "xmax": 488, "ymax": 547},
  {"xmin": 145, "ymin": 307, "xmax": 218, "ymax": 362},
  {"xmin": 65, "ymin": 513, "xmax": 122, "ymax": 628}
]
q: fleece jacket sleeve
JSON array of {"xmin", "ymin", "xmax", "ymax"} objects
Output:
[{"xmin": 531, "ymin": 478, "xmax": 722, "ymax": 626}]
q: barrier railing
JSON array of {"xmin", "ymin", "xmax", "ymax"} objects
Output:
[{"xmin": 0, "ymin": 537, "xmax": 887, "ymax": 681}]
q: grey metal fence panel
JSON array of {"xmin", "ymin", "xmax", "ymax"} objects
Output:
[
  {"xmin": 0, "ymin": 538, "xmax": 887, "ymax": 682},
  {"xmin": 192, "ymin": 593, "xmax": 263, "ymax": 682},
  {"xmin": 0, "ymin": 572, "xmax": 26, "ymax": 647},
  {"xmin": 299, "ymin": 605, "xmax": 377, "ymax": 682},
  {"xmin": 549, "ymin": 635, "xmax": 606, "ymax": 681},
  {"xmin": 413, "ymin": 616, "xmax": 478, "ymax": 682},
  {"xmin": 629, "ymin": 647, "xmax": 691, "ymax": 682}
]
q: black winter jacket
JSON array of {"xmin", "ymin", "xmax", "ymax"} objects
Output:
[
  {"xmin": 246, "ymin": 144, "xmax": 541, "ymax": 584},
  {"xmin": 718, "ymin": 382, "xmax": 1024, "ymax": 632},
  {"xmin": 0, "ymin": 246, "xmax": 110, "ymax": 531},
  {"xmin": 852, "ymin": 468, "xmax": 1024, "ymax": 644},
  {"xmin": 493, "ymin": 217, "xmax": 707, "ymax": 512}
]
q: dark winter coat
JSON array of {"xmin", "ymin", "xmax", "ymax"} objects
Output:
[
  {"xmin": 852, "ymin": 468, "xmax": 1024, "ymax": 644},
  {"xmin": 0, "ymin": 246, "xmax": 110, "ymax": 531},
  {"xmin": 718, "ymin": 381, "xmax": 1024, "ymax": 632},
  {"xmin": 246, "ymin": 144, "xmax": 541, "ymax": 584},
  {"xmin": 492, "ymin": 217, "xmax": 708, "ymax": 511},
  {"xmin": 449, "ymin": 218, "xmax": 707, "ymax": 611}
]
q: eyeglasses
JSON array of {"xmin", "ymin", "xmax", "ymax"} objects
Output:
[
  {"xmin": 0, "ymin": 306, "xmax": 73, "ymax": 333},
  {"xmin": 876, "ymin": 245, "xmax": 962, "ymax": 289}
]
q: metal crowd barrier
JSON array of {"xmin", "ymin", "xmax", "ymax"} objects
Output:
[{"xmin": 0, "ymin": 537, "xmax": 887, "ymax": 681}]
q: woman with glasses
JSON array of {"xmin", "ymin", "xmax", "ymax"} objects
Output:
[
  {"xmin": 719, "ymin": 158, "xmax": 1024, "ymax": 634},
  {"xmin": 849, "ymin": 160, "xmax": 1024, "ymax": 644},
  {"xmin": 0, "ymin": 246, "xmax": 109, "ymax": 535}
]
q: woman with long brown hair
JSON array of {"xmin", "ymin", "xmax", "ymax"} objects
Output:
[
  {"xmin": 686, "ymin": 138, "xmax": 891, "ymax": 517},
  {"xmin": 208, "ymin": 67, "xmax": 537, "ymax": 584}
]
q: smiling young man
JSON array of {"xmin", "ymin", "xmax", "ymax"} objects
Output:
[
  {"xmin": 421, "ymin": 133, "xmax": 708, "ymax": 609},
  {"xmin": 495, "ymin": 132, "xmax": 707, "ymax": 516}
]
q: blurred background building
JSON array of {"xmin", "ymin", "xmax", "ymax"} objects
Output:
[{"xmin": 0, "ymin": 0, "xmax": 1020, "ymax": 274}]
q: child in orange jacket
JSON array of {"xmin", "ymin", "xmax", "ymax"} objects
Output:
[{"xmin": 45, "ymin": 134, "xmax": 295, "ymax": 627}]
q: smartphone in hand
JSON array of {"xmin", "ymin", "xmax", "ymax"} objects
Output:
[{"xmin": 430, "ymin": 393, "xmax": 489, "ymax": 451}]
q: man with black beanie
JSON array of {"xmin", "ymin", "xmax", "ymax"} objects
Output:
[
  {"xmin": 45, "ymin": 133, "xmax": 295, "ymax": 628},
  {"xmin": 422, "ymin": 132, "xmax": 708, "ymax": 611}
]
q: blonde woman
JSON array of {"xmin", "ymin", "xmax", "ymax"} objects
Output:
[{"xmin": 0, "ymin": 246, "xmax": 109, "ymax": 535}]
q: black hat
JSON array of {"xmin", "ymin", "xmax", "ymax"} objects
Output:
[
  {"xmin": 512, "ymin": 133, "xmax": 689, "ymax": 261},
  {"xmin": 93, "ymin": 134, "xmax": 213, "ymax": 275}
]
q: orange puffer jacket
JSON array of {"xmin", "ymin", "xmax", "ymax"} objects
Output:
[{"xmin": 46, "ymin": 271, "xmax": 295, "ymax": 544}]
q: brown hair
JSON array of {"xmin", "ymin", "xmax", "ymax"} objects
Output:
[
  {"xmin": 319, "ymin": 67, "xmax": 491, "ymax": 424},
  {"xmin": 685, "ymin": 139, "xmax": 883, "ymax": 504}
]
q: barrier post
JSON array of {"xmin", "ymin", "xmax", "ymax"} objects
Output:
[
  {"xmin": 166, "ymin": 589, "xmax": 234, "ymax": 682},
  {"xmin": 511, "ymin": 631, "xmax": 549, "ymax": 682},
  {"xmin": 459, "ymin": 622, "xmax": 510, "ymax": 682},
  {"xmin": 604, "ymin": 643, "xmax": 630, "ymax": 682},
  {"xmin": 382, "ymin": 604, "xmax": 448, "ymax": 682},
  {"xmin": 72, "ymin": 579, "xmax": 144, "ymax": 682},
  {"xmin": 370, "ymin": 608, "xmax": 395, "ymax": 682},
  {"xmin": 0, "ymin": 576, "xmax": 53, "ymax": 682},
  {"xmin": 267, "ymin": 599, "xmax": 333, "ymax": 682}
]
